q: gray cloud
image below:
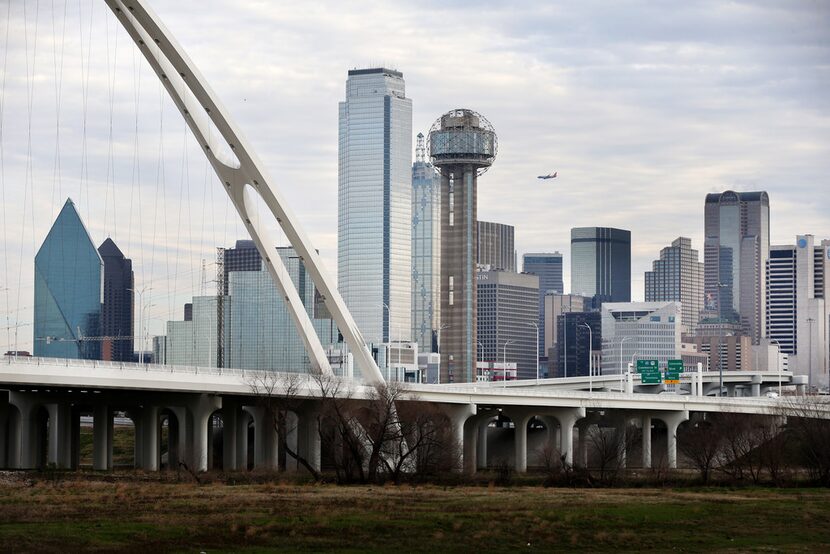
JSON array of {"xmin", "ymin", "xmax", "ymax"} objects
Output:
[{"xmin": 1, "ymin": 0, "xmax": 828, "ymax": 352}]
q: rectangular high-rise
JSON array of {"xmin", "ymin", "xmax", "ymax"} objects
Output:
[
  {"xmin": 571, "ymin": 227, "xmax": 631, "ymax": 306},
  {"xmin": 704, "ymin": 190, "xmax": 770, "ymax": 344},
  {"xmin": 600, "ymin": 302, "xmax": 682, "ymax": 375},
  {"xmin": 476, "ymin": 269, "xmax": 539, "ymax": 380},
  {"xmin": 411, "ymin": 133, "xmax": 441, "ymax": 352},
  {"xmin": 644, "ymin": 237, "xmax": 704, "ymax": 332},
  {"xmin": 766, "ymin": 235, "xmax": 829, "ymax": 389},
  {"xmin": 476, "ymin": 221, "xmax": 515, "ymax": 272},
  {"xmin": 98, "ymin": 238, "xmax": 134, "ymax": 362},
  {"xmin": 338, "ymin": 68, "xmax": 412, "ymax": 346},
  {"xmin": 524, "ymin": 252, "xmax": 564, "ymax": 357}
]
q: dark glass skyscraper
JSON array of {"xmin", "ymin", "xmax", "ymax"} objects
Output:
[
  {"xmin": 523, "ymin": 252, "xmax": 564, "ymax": 357},
  {"xmin": 570, "ymin": 227, "xmax": 631, "ymax": 306},
  {"xmin": 703, "ymin": 190, "xmax": 770, "ymax": 343},
  {"xmin": 33, "ymin": 198, "xmax": 102, "ymax": 359},
  {"xmin": 98, "ymin": 238, "xmax": 134, "ymax": 362},
  {"xmin": 554, "ymin": 311, "xmax": 601, "ymax": 378}
]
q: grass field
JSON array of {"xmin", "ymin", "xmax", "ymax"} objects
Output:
[{"xmin": 1, "ymin": 475, "xmax": 828, "ymax": 553}]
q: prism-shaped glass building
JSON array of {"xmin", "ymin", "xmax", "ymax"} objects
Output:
[{"xmin": 34, "ymin": 199, "xmax": 103, "ymax": 359}]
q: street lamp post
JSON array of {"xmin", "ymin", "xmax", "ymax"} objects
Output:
[
  {"xmin": 526, "ymin": 321, "xmax": 539, "ymax": 383},
  {"xmin": 127, "ymin": 286, "xmax": 151, "ymax": 358},
  {"xmin": 580, "ymin": 322, "xmax": 593, "ymax": 394},
  {"xmin": 502, "ymin": 339, "xmax": 515, "ymax": 387},
  {"xmin": 807, "ymin": 317, "xmax": 815, "ymax": 393},
  {"xmin": 619, "ymin": 336, "xmax": 634, "ymax": 374},
  {"xmin": 769, "ymin": 337, "xmax": 783, "ymax": 395}
]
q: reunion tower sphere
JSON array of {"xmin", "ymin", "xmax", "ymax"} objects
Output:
[{"xmin": 427, "ymin": 108, "xmax": 497, "ymax": 175}]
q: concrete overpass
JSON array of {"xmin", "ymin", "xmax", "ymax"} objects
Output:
[{"xmin": 2, "ymin": 356, "xmax": 827, "ymax": 475}]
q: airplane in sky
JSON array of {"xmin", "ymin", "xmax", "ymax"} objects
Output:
[{"xmin": 537, "ymin": 172, "xmax": 557, "ymax": 180}]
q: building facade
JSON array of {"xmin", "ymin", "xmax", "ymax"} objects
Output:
[
  {"xmin": 338, "ymin": 67, "xmax": 412, "ymax": 346},
  {"xmin": 523, "ymin": 252, "xmax": 564, "ymax": 357},
  {"xmin": 703, "ymin": 190, "xmax": 770, "ymax": 343},
  {"xmin": 476, "ymin": 270, "xmax": 539, "ymax": 380},
  {"xmin": 429, "ymin": 109, "xmax": 497, "ymax": 383},
  {"xmin": 476, "ymin": 220, "xmax": 516, "ymax": 272},
  {"xmin": 554, "ymin": 311, "xmax": 601, "ymax": 378},
  {"xmin": 766, "ymin": 235, "xmax": 829, "ymax": 389},
  {"xmin": 98, "ymin": 238, "xmax": 134, "ymax": 362},
  {"xmin": 571, "ymin": 227, "xmax": 631, "ymax": 306},
  {"xmin": 33, "ymin": 199, "xmax": 103, "ymax": 360},
  {"xmin": 600, "ymin": 302, "xmax": 681, "ymax": 375},
  {"xmin": 644, "ymin": 237, "xmax": 704, "ymax": 332},
  {"xmin": 411, "ymin": 133, "xmax": 441, "ymax": 353},
  {"xmin": 543, "ymin": 293, "xmax": 589, "ymax": 368}
]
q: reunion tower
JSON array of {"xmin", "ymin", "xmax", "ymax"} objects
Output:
[{"xmin": 428, "ymin": 109, "xmax": 497, "ymax": 383}]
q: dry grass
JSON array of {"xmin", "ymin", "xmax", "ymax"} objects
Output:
[{"xmin": 0, "ymin": 474, "xmax": 828, "ymax": 552}]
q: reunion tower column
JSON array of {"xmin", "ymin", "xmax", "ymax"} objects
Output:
[{"xmin": 428, "ymin": 109, "xmax": 497, "ymax": 383}]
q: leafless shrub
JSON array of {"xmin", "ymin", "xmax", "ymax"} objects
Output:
[
  {"xmin": 678, "ymin": 415, "xmax": 724, "ymax": 484},
  {"xmin": 586, "ymin": 423, "xmax": 637, "ymax": 484},
  {"xmin": 249, "ymin": 372, "xmax": 321, "ymax": 481},
  {"xmin": 782, "ymin": 397, "xmax": 830, "ymax": 485}
]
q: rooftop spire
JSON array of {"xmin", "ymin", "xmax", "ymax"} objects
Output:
[{"xmin": 416, "ymin": 132, "xmax": 425, "ymax": 163}]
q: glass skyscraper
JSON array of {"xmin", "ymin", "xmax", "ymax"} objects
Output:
[
  {"xmin": 411, "ymin": 133, "xmax": 440, "ymax": 352},
  {"xmin": 523, "ymin": 252, "xmax": 564, "ymax": 357},
  {"xmin": 704, "ymin": 190, "xmax": 770, "ymax": 344},
  {"xmin": 98, "ymin": 238, "xmax": 134, "ymax": 362},
  {"xmin": 570, "ymin": 227, "xmax": 631, "ymax": 306},
  {"xmin": 33, "ymin": 198, "xmax": 103, "ymax": 359},
  {"xmin": 338, "ymin": 67, "xmax": 412, "ymax": 346}
]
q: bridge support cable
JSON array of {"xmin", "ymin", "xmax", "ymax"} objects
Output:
[{"xmin": 105, "ymin": 0, "xmax": 384, "ymax": 382}]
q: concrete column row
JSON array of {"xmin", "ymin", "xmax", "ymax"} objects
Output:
[
  {"xmin": 0, "ymin": 392, "xmax": 322, "ymax": 475},
  {"xmin": 450, "ymin": 405, "xmax": 689, "ymax": 474}
]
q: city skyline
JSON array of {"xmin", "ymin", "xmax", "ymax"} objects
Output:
[{"xmin": 1, "ymin": 1, "xmax": 829, "ymax": 353}]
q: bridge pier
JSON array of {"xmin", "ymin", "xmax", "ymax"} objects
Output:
[
  {"xmin": 140, "ymin": 406, "xmax": 160, "ymax": 471},
  {"xmin": 249, "ymin": 406, "xmax": 278, "ymax": 470},
  {"xmin": 296, "ymin": 410, "xmax": 321, "ymax": 474},
  {"xmin": 93, "ymin": 405, "xmax": 113, "ymax": 471},
  {"xmin": 222, "ymin": 399, "xmax": 239, "ymax": 471},
  {"xmin": 660, "ymin": 411, "xmax": 688, "ymax": 469},
  {"xmin": 641, "ymin": 415, "xmax": 652, "ymax": 469}
]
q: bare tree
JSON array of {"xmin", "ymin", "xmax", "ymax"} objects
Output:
[
  {"xmin": 783, "ymin": 397, "xmax": 830, "ymax": 485},
  {"xmin": 678, "ymin": 415, "xmax": 724, "ymax": 484},
  {"xmin": 249, "ymin": 371, "xmax": 322, "ymax": 481},
  {"xmin": 586, "ymin": 423, "xmax": 636, "ymax": 483},
  {"xmin": 311, "ymin": 373, "xmax": 368, "ymax": 483}
]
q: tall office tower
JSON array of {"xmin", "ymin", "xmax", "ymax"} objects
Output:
[
  {"xmin": 164, "ymin": 243, "xmax": 340, "ymax": 373},
  {"xmin": 33, "ymin": 199, "xmax": 103, "ymax": 360},
  {"xmin": 476, "ymin": 270, "xmax": 539, "ymax": 380},
  {"xmin": 411, "ymin": 133, "xmax": 441, "ymax": 352},
  {"xmin": 570, "ymin": 227, "xmax": 631, "ymax": 306},
  {"xmin": 338, "ymin": 68, "xmax": 413, "ymax": 346},
  {"xmin": 600, "ymin": 302, "xmax": 682, "ymax": 375},
  {"xmin": 477, "ymin": 221, "xmax": 516, "ymax": 271},
  {"xmin": 766, "ymin": 235, "xmax": 829, "ymax": 389},
  {"xmin": 644, "ymin": 237, "xmax": 704, "ymax": 332},
  {"xmin": 703, "ymin": 190, "xmax": 770, "ymax": 344},
  {"xmin": 225, "ymin": 246, "xmax": 338, "ymax": 372},
  {"xmin": 98, "ymin": 238, "xmax": 134, "ymax": 362},
  {"xmin": 429, "ymin": 109, "xmax": 497, "ymax": 383},
  {"xmin": 524, "ymin": 252, "xmax": 564, "ymax": 357}
]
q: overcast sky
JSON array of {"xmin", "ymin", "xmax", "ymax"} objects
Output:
[{"xmin": 1, "ymin": 0, "xmax": 829, "ymax": 352}]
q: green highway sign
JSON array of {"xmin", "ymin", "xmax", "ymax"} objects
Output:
[
  {"xmin": 636, "ymin": 359, "xmax": 658, "ymax": 372},
  {"xmin": 665, "ymin": 360, "xmax": 683, "ymax": 384},
  {"xmin": 640, "ymin": 371, "xmax": 662, "ymax": 385}
]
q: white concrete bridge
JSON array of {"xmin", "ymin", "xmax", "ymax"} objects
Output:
[{"xmin": 1, "ymin": 355, "xmax": 826, "ymax": 476}]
